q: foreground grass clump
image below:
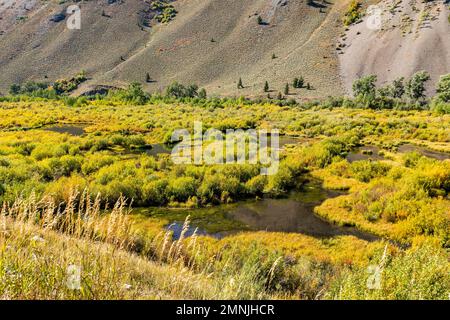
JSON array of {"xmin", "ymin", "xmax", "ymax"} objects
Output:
[
  {"xmin": 0, "ymin": 193, "xmax": 296, "ymax": 299},
  {"xmin": 326, "ymin": 241, "xmax": 450, "ymax": 300},
  {"xmin": 0, "ymin": 194, "xmax": 218, "ymax": 299},
  {"xmin": 0, "ymin": 193, "xmax": 334, "ymax": 299}
]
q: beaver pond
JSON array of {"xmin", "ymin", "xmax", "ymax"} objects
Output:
[{"xmin": 136, "ymin": 182, "xmax": 379, "ymax": 242}]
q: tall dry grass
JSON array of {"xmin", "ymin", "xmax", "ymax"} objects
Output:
[
  {"xmin": 2, "ymin": 190, "xmax": 137, "ymax": 247},
  {"xmin": 0, "ymin": 191, "xmax": 212, "ymax": 299},
  {"xmin": 0, "ymin": 191, "xmax": 287, "ymax": 299}
]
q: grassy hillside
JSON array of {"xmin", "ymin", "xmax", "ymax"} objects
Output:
[
  {"xmin": 2, "ymin": 190, "xmax": 448, "ymax": 299},
  {"xmin": 0, "ymin": 196, "xmax": 238, "ymax": 299}
]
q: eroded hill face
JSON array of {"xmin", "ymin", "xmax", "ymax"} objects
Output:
[
  {"xmin": 0, "ymin": 0, "xmax": 448, "ymax": 98},
  {"xmin": 0, "ymin": 0, "xmax": 149, "ymax": 93},
  {"xmin": 339, "ymin": 0, "xmax": 450, "ymax": 94},
  {"xmin": 0, "ymin": 0, "xmax": 39, "ymax": 33}
]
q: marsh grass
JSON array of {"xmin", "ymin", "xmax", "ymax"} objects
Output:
[{"xmin": 1, "ymin": 190, "xmax": 134, "ymax": 251}]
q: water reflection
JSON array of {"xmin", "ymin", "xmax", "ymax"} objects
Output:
[
  {"xmin": 164, "ymin": 183, "xmax": 378, "ymax": 242},
  {"xmin": 347, "ymin": 144, "xmax": 449, "ymax": 162},
  {"xmin": 145, "ymin": 144, "xmax": 173, "ymax": 156},
  {"xmin": 346, "ymin": 145, "xmax": 385, "ymax": 163},
  {"xmin": 225, "ymin": 187, "xmax": 378, "ymax": 241}
]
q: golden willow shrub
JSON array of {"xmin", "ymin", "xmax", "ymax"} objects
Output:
[{"xmin": 316, "ymin": 158, "xmax": 450, "ymax": 246}]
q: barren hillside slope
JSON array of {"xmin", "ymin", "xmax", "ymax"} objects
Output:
[
  {"xmin": 339, "ymin": 0, "xmax": 450, "ymax": 94},
  {"xmin": 0, "ymin": 0, "xmax": 39, "ymax": 33},
  {"xmin": 0, "ymin": 0, "xmax": 448, "ymax": 98},
  {"xmin": 0, "ymin": 0, "xmax": 345, "ymax": 99},
  {"xmin": 95, "ymin": 0, "xmax": 346, "ymax": 99},
  {"xmin": 0, "ymin": 0, "xmax": 149, "ymax": 93}
]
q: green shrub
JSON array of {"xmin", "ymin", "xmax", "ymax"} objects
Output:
[
  {"xmin": 169, "ymin": 176, "xmax": 198, "ymax": 202},
  {"xmin": 245, "ymin": 175, "xmax": 267, "ymax": 195},
  {"xmin": 265, "ymin": 165, "xmax": 294, "ymax": 194},
  {"xmin": 406, "ymin": 71, "xmax": 430, "ymax": 101},
  {"xmin": 352, "ymin": 75, "xmax": 377, "ymax": 102},
  {"xmin": 143, "ymin": 179, "xmax": 169, "ymax": 205},
  {"xmin": 41, "ymin": 155, "xmax": 83, "ymax": 178},
  {"xmin": 351, "ymin": 161, "xmax": 391, "ymax": 183},
  {"xmin": 31, "ymin": 144, "xmax": 69, "ymax": 160},
  {"xmin": 109, "ymin": 82, "xmax": 150, "ymax": 105},
  {"xmin": 165, "ymin": 82, "xmax": 202, "ymax": 99},
  {"xmin": 81, "ymin": 154, "xmax": 115, "ymax": 175},
  {"xmin": 403, "ymin": 152, "xmax": 422, "ymax": 168},
  {"xmin": 431, "ymin": 74, "xmax": 450, "ymax": 113}
]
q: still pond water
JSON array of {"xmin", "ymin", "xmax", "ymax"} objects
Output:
[{"xmin": 143, "ymin": 183, "xmax": 378, "ymax": 242}]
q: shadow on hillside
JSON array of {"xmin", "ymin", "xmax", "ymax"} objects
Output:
[{"xmin": 307, "ymin": 0, "xmax": 328, "ymax": 9}]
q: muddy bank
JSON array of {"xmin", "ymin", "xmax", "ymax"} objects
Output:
[{"xmin": 44, "ymin": 125, "xmax": 86, "ymax": 136}]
